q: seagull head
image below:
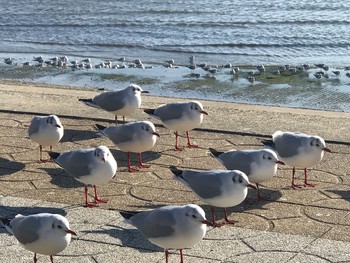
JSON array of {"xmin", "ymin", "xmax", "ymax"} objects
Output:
[
  {"xmin": 310, "ymin": 136, "xmax": 331, "ymax": 153},
  {"xmin": 128, "ymin": 84, "xmax": 149, "ymax": 95},
  {"xmin": 189, "ymin": 101, "xmax": 208, "ymax": 116},
  {"xmin": 232, "ymin": 170, "xmax": 257, "ymax": 189},
  {"xmin": 94, "ymin": 145, "xmax": 113, "ymax": 163},
  {"xmin": 262, "ymin": 149, "xmax": 285, "ymax": 165},
  {"xmin": 141, "ymin": 121, "xmax": 160, "ymax": 138},
  {"xmin": 47, "ymin": 115, "xmax": 62, "ymax": 129},
  {"xmin": 183, "ymin": 204, "xmax": 210, "ymax": 226},
  {"xmin": 51, "ymin": 215, "xmax": 77, "ymax": 237}
]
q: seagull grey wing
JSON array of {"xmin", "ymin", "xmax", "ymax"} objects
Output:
[
  {"xmin": 181, "ymin": 171, "xmax": 223, "ymax": 199},
  {"xmin": 56, "ymin": 149, "xmax": 94, "ymax": 178},
  {"xmin": 219, "ymin": 151, "xmax": 254, "ymax": 175},
  {"xmin": 155, "ymin": 103, "xmax": 186, "ymax": 122},
  {"xmin": 105, "ymin": 125, "xmax": 134, "ymax": 145},
  {"xmin": 274, "ymin": 133, "xmax": 304, "ymax": 158},
  {"xmin": 93, "ymin": 90, "xmax": 126, "ymax": 112},
  {"xmin": 130, "ymin": 208, "xmax": 176, "ymax": 238},
  {"xmin": 11, "ymin": 216, "xmax": 41, "ymax": 244},
  {"xmin": 28, "ymin": 117, "xmax": 42, "ymax": 136}
]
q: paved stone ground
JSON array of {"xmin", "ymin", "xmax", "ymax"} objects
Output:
[{"xmin": 1, "ymin": 82, "xmax": 350, "ymax": 262}]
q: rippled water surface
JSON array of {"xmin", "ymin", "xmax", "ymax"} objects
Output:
[{"xmin": 1, "ymin": 0, "xmax": 350, "ymax": 65}]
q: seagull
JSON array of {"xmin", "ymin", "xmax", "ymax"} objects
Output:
[
  {"xmin": 49, "ymin": 146, "xmax": 117, "ymax": 207},
  {"xmin": 171, "ymin": 167, "xmax": 256, "ymax": 226},
  {"xmin": 262, "ymin": 131, "xmax": 331, "ymax": 189},
  {"xmin": 79, "ymin": 84, "xmax": 149, "ymax": 124},
  {"xmin": 144, "ymin": 101, "xmax": 208, "ymax": 151},
  {"xmin": 209, "ymin": 148, "xmax": 284, "ymax": 201},
  {"xmin": 120, "ymin": 204, "xmax": 212, "ymax": 262},
  {"xmin": 95, "ymin": 121, "xmax": 160, "ymax": 172},
  {"xmin": 28, "ymin": 115, "xmax": 64, "ymax": 163},
  {"xmin": 0, "ymin": 213, "xmax": 76, "ymax": 263}
]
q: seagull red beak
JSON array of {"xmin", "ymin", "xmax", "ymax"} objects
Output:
[
  {"xmin": 66, "ymin": 229, "xmax": 77, "ymax": 236},
  {"xmin": 247, "ymin": 183, "xmax": 257, "ymax": 189},
  {"xmin": 323, "ymin": 147, "xmax": 331, "ymax": 153},
  {"xmin": 200, "ymin": 110, "xmax": 209, "ymax": 115},
  {"xmin": 141, "ymin": 90, "xmax": 150, "ymax": 94},
  {"xmin": 152, "ymin": 131, "xmax": 160, "ymax": 137},
  {"xmin": 276, "ymin": 160, "xmax": 285, "ymax": 165}
]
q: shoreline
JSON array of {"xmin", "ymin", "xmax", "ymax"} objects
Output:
[{"xmin": 1, "ymin": 80, "xmax": 349, "ymax": 143}]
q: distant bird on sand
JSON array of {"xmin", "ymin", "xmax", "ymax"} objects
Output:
[
  {"xmin": 171, "ymin": 167, "xmax": 256, "ymax": 226},
  {"xmin": 209, "ymin": 148, "xmax": 284, "ymax": 201},
  {"xmin": 79, "ymin": 84, "xmax": 149, "ymax": 124},
  {"xmin": 120, "ymin": 204, "xmax": 212, "ymax": 263},
  {"xmin": 262, "ymin": 131, "xmax": 331, "ymax": 189},
  {"xmin": 49, "ymin": 145, "xmax": 117, "ymax": 207},
  {"xmin": 0, "ymin": 213, "xmax": 76, "ymax": 263},
  {"xmin": 144, "ymin": 101, "xmax": 208, "ymax": 151},
  {"xmin": 28, "ymin": 115, "xmax": 64, "ymax": 163},
  {"xmin": 95, "ymin": 121, "xmax": 159, "ymax": 172}
]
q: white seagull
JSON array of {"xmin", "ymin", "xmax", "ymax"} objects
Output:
[
  {"xmin": 49, "ymin": 145, "xmax": 117, "ymax": 207},
  {"xmin": 28, "ymin": 115, "xmax": 64, "ymax": 163},
  {"xmin": 209, "ymin": 148, "xmax": 284, "ymax": 201},
  {"xmin": 0, "ymin": 213, "xmax": 76, "ymax": 263},
  {"xmin": 144, "ymin": 101, "xmax": 208, "ymax": 151},
  {"xmin": 120, "ymin": 204, "xmax": 212, "ymax": 263},
  {"xmin": 79, "ymin": 84, "xmax": 149, "ymax": 124},
  {"xmin": 171, "ymin": 167, "xmax": 256, "ymax": 226},
  {"xmin": 263, "ymin": 131, "xmax": 331, "ymax": 189},
  {"xmin": 95, "ymin": 121, "xmax": 160, "ymax": 172}
]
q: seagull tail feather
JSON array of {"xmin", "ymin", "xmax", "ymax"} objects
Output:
[{"xmin": 0, "ymin": 218, "xmax": 14, "ymax": 235}]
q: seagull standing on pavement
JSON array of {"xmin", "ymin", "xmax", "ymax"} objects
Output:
[
  {"xmin": 171, "ymin": 167, "xmax": 256, "ymax": 226},
  {"xmin": 49, "ymin": 145, "xmax": 117, "ymax": 207},
  {"xmin": 144, "ymin": 101, "xmax": 208, "ymax": 151},
  {"xmin": 95, "ymin": 121, "xmax": 160, "ymax": 172},
  {"xmin": 209, "ymin": 148, "xmax": 284, "ymax": 201},
  {"xmin": 79, "ymin": 84, "xmax": 149, "ymax": 124},
  {"xmin": 120, "ymin": 204, "xmax": 212, "ymax": 263},
  {"xmin": 28, "ymin": 115, "xmax": 64, "ymax": 163},
  {"xmin": 0, "ymin": 213, "xmax": 76, "ymax": 263},
  {"xmin": 262, "ymin": 131, "xmax": 331, "ymax": 189}
]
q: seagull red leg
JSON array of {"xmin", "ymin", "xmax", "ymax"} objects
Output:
[
  {"xmin": 165, "ymin": 249, "xmax": 169, "ymax": 263},
  {"xmin": 303, "ymin": 168, "xmax": 316, "ymax": 187},
  {"xmin": 34, "ymin": 253, "xmax": 38, "ymax": 263},
  {"xmin": 210, "ymin": 207, "xmax": 223, "ymax": 227},
  {"xmin": 291, "ymin": 167, "xmax": 302, "ymax": 189},
  {"xmin": 186, "ymin": 131, "xmax": 198, "ymax": 148},
  {"xmin": 180, "ymin": 249, "xmax": 184, "ymax": 263},
  {"xmin": 50, "ymin": 255, "xmax": 54, "ymax": 263},
  {"xmin": 256, "ymin": 183, "xmax": 270, "ymax": 201},
  {"xmin": 138, "ymin": 153, "xmax": 150, "ymax": 168},
  {"xmin": 93, "ymin": 185, "xmax": 108, "ymax": 203},
  {"xmin": 223, "ymin": 208, "xmax": 238, "ymax": 225},
  {"xmin": 128, "ymin": 152, "xmax": 139, "ymax": 172},
  {"xmin": 85, "ymin": 186, "xmax": 98, "ymax": 208},
  {"xmin": 174, "ymin": 131, "xmax": 183, "ymax": 151}
]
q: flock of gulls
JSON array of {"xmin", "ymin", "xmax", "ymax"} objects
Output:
[
  {"xmin": 3, "ymin": 55, "xmax": 350, "ymax": 83},
  {"xmin": 0, "ymin": 83, "xmax": 332, "ymax": 262}
]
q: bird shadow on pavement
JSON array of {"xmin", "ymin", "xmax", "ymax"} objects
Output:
[
  {"xmin": 325, "ymin": 190, "xmax": 350, "ymax": 202},
  {"xmin": 0, "ymin": 205, "xmax": 67, "ymax": 219},
  {"xmin": 0, "ymin": 157, "xmax": 25, "ymax": 176},
  {"xmin": 80, "ymin": 226, "xmax": 162, "ymax": 253},
  {"xmin": 60, "ymin": 128, "xmax": 99, "ymax": 143},
  {"xmin": 39, "ymin": 168, "xmax": 85, "ymax": 189},
  {"xmin": 110, "ymin": 149, "xmax": 162, "ymax": 170}
]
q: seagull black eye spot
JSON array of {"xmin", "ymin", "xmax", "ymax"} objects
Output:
[
  {"xmin": 57, "ymin": 225, "xmax": 62, "ymax": 229},
  {"xmin": 238, "ymin": 177, "xmax": 243, "ymax": 183},
  {"xmin": 192, "ymin": 215, "xmax": 197, "ymax": 218}
]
